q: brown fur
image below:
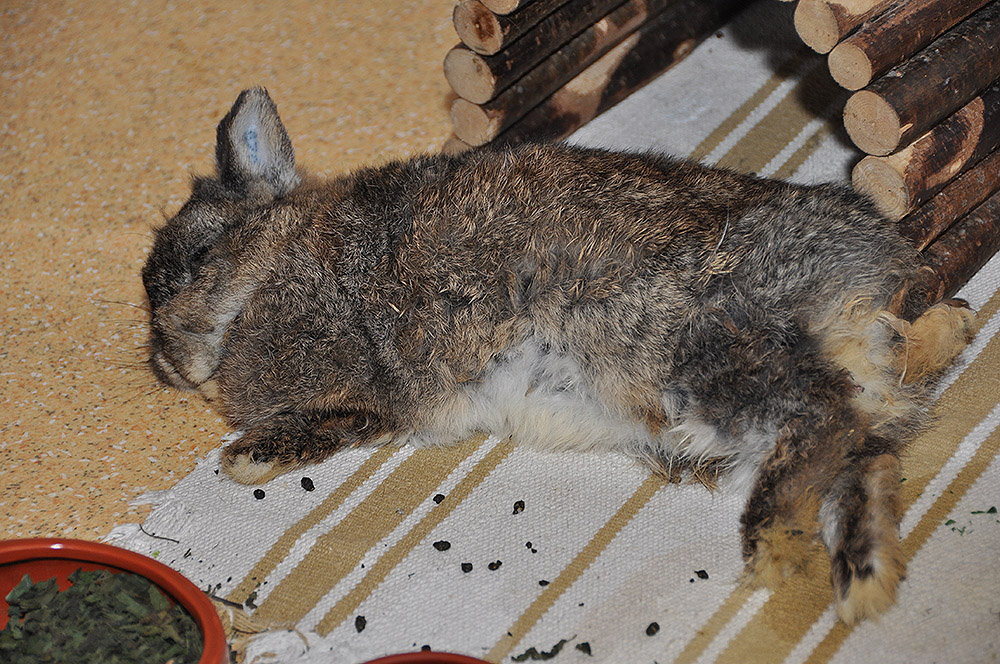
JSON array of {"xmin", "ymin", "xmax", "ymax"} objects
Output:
[{"xmin": 142, "ymin": 88, "xmax": 975, "ymax": 623}]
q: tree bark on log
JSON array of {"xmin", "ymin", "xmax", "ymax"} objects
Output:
[
  {"xmin": 897, "ymin": 149, "xmax": 1000, "ymax": 251},
  {"xmin": 852, "ymin": 80, "xmax": 1000, "ymax": 220},
  {"xmin": 917, "ymin": 188, "xmax": 1000, "ymax": 302},
  {"xmin": 453, "ymin": 0, "xmax": 570, "ymax": 55},
  {"xmin": 842, "ymin": 3, "xmax": 1000, "ymax": 156},
  {"xmin": 793, "ymin": 0, "xmax": 896, "ymax": 54},
  {"xmin": 446, "ymin": 0, "xmax": 637, "ymax": 102},
  {"xmin": 451, "ymin": 0, "xmax": 670, "ymax": 145},
  {"xmin": 494, "ymin": 0, "xmax": 748, "ymax": 145},
  {"xmin": 828, "ymin": 0, "xmax": 992, "ymax": 91}
]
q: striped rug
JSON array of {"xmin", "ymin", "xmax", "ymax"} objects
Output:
[{"xmin": 108, "ymin": 3, "xmax": 1000, "ymax": 662}]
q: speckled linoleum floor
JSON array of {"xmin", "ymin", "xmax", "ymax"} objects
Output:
[{"xmin": 2, "ymin": 1, "xmax": 457, "ymax": 540}]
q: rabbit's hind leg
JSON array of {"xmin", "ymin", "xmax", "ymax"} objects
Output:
[
  {"xmin": 820, "ymin": 448, "xmax": 905, "ymax": 624},
  {"xmin": 676, "ymin": 310, "xmax": 865, "ymax": 589},
  {"xmin": 739, "ymin": 395, "xmax": 863, "ymax": 590}
]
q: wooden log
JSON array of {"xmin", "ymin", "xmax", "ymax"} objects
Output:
[
  {"xmin": 828, "ymin": 0, "xmax": 993, "ymax": 91},
  {"xmin": 852, "ymin": 80, "xmax": 1000, "ymax": 220},
  {"xmin": 842, "ymin": 4, "xmax": 1000, "ymax": 156},
  {"xmin": 793, "ymin": 0, "xmax": 896, "ymax": 54},
  {"xmin": 441, "ymin": 134, "xmax": 475, "ymax": 155},
  {"xmin": 451, "ymin": 0, "xmax": 667, "ymax": 146},
  {"xmin": 897, "ymin": 149, "xmax": 1000, "ymax": 251},
  {"xmin": 495, "ymin": 0, "xmax": 748, "ymax": 145},
  {"xmin": 918, "ymin": 187, "xmax": 1000, "ymax": 302},
  {"xmin": 444, "ymin": 46, "xmax": 500, "ymax": 105},
  {"xmin": 446, "ymin": 0, "xmax": 635, "ymax": 101},
  {"xmin": 452, "ymin": 0, "xmax": 573, "ymax": 56},
  {"xmin": 481, "ymin": 0, "xmax": 534, "ymax": 14}
]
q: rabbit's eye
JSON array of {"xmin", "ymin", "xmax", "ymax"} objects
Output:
[{"xmin": 188, "ymin": 245, "xmax": 211, "ymax": 271}]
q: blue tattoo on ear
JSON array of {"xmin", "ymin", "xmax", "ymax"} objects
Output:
[{"xmin": 244, "ymin": 126, "xmax": 260, "ymax": 165}]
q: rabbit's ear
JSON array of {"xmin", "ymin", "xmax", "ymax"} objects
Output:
[{"xmin": 215, "ymin": 87, "xmax": 300, "ymax": 198}]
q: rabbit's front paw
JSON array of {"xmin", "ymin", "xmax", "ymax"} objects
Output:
[
  {"xmin": 220, "ymin": 411, "xmax": 389, "ymax": 484},
  {"xmin": 221, "ymin": 423, "xmax": 310, "ymax": 485}
]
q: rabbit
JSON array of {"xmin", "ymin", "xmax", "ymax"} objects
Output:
[{"xmin": 142, "ymin": 87, "xmax": 975, "ymax": 624}]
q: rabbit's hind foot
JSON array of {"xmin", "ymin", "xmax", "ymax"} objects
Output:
[
  {"xmin": 897, "ymin": 300, "xmax": 976, "ymax": 384},
  {"xmin": 743, "ymin": 494, "xmax": 825, "ymax": 590},
  {"xmin": 823, "ymin": 452, "xmax": 906, "ymax": 624},
  {"xmin": 833, "ymin": 542, "xmax": 905, "ymax": 624}
]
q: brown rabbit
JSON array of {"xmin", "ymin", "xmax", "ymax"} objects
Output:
[{"xmin": 142, "ymin": 88, "xmax": 974, "ymax": 623}]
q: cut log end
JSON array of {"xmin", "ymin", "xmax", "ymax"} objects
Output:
[
  {"xmin": 451, "ymin": 98, "xmax": 501, "ymax": 147},
  {"xmin": 844, "ymin": 90, "xmax": 903, "ymax": 156},
  {"xmin": 853, "ymin": 155, "xmax": 911, "ymax": 220},
  {"xmin": 444, "ymin": 46, "xmax": 498, "ymax": 105},
  {"xmin": 794, "ymin": 0, "xmax": 841, "ymax": 53},
  {"xmin": 828, "ymin": 41, "xmax": 873, "ymax": 91},
  {"xmin": 453, "ymin": 0, "xmax": 503, "ymax": 55},
  {"xmin": 481, "ymin": 0, "xmax": 522, "ymax": 14},
  {"xmin": 442, "ymin": 134, "xmax": 474, "ymax": 155}
]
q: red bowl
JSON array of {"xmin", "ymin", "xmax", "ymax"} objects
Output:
[
  {"xmin": 363, "ymin": 653, "xmax": 491, "ymax": 664},
  {"xmin": 0, "ymin": 538, "xmax": 228, "ymax": 664}
]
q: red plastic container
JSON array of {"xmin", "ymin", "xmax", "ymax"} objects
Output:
[
  {"xmin": 363, "ymin": 653, "xmax": 491, "ymax": 664},
  {"xmin": 0, "ymin": 538, "xmax": 229, "ymax": 664}
]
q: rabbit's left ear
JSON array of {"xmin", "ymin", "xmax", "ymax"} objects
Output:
[{"xmin": 215, "ymin": 87, "xmax": 299, "ymax": 198}]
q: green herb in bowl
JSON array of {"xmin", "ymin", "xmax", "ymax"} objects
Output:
[{"xmin": 1, "ymin": 568, "xmax": 202, "ymax": 663}]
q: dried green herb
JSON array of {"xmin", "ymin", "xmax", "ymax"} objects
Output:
[
  {"xmin": 0, "ymin": 568, "xmax": 201, "ymax": 663},
  {"xmin": 575, "ymin": 641, "xmax": 592, "ymax": 656},
  {"xmin": 511, "ymin": 636, "xmax": 571, "ymax": 661}
]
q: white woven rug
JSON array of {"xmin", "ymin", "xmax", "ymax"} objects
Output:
[{"xmin": 108, "ymin": 2, "xmax": 1000, "ymax": 662}]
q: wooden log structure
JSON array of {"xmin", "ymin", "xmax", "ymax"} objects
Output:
[
  {"xmin": 445, "ymin": 0, "xmax": 637, "ymax": 103},
  {"xmin": 779, "ymin": 0, "xmax": 1000, "ymax": 299},
  {"xmin": 852, "ymin": 80, "xmax": 1000, "ymax": 220},
  {"xmin": 793, "ymin": 0, "xmax": 896, "ymax": 53},
  {"xmin": 452, "ymin": 0, "xmax": 569, "ymax": 55},
  {"xmin": 897, "ymin": 149, "xmax": 1000, "ymax": 251},
  {"xmin": 493, "ymin": 0, "xmax": 747, "ymax": 146},
  {"xmin": 918, "ymin": 188, "xmax": 1000, "ymax": 302},
  {"xmin": 451, "ymin": 0, "xmax": 673, "ymax": 146},
  {"xmin": 842, "ymin": 3, "xmax": 1000, "ymax": 156},
  {"xmin": 827, "ymin": 0, "xmax": 992, "ymax": 91}
]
